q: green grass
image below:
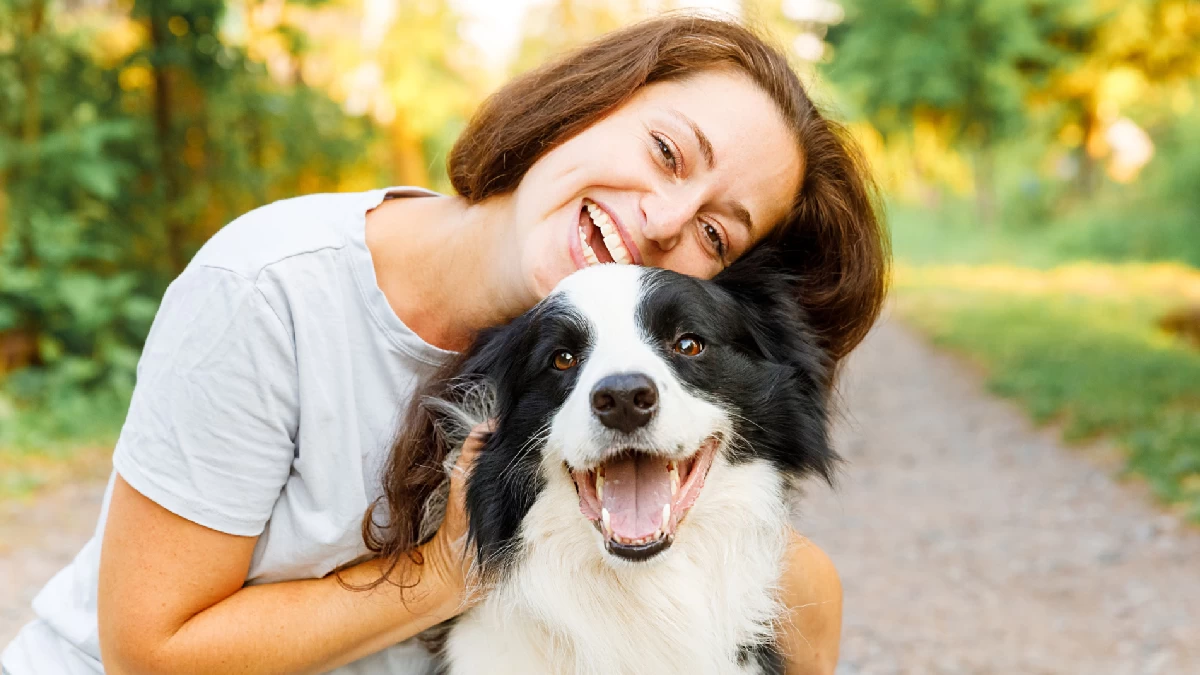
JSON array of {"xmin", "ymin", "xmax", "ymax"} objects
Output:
[
  {"xmin": 887, "ymin": 195, "xmax": 1200, "ymax": 270},
  {"xmin": 0, "ymin": 390, "xmax": 124, "ymax": 500},
  {"xmin": 894, "ymin": 264, "xmax": 1200, "ymax": 520},
  {"xmin": 888, "ymin": 202, "xmax": 1061, "ymax": 268},
  {"xmin": 0, "ymin": 442, "xmax": 115, "ymax": 501}
]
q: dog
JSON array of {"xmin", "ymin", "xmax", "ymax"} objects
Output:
[{"xmin": 394, "ymin": 246, "xmax": 837, "ymax": 674}]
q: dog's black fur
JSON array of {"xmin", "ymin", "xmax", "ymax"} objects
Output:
[
  {"xmin": 451, "ymin": 245, "xmax": 835, "ymax": 574},
  {"xmin": 418, "ymin": 245, "xmax": 838, "ymax": 673}
]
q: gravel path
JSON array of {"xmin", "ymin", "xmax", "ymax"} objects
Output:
[
  {"xmin": 3, "ymin": 316, "xmax": 1199, "ymax": 672},
  {"xmin": 0, "ymin": 478, "xmax": 108, "ymax": 648},
  {"xmin": 797, "ymin": 317, "xmax": 1200, "ymax": 675}
]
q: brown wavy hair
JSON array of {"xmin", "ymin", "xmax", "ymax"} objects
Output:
[
  {"xmin": 360, "ymin": 12, "xmax": 889, "ymax": 588},
  {"xmin": 450, "ymin": 13, "xmax": 889, "ymax": 363}
]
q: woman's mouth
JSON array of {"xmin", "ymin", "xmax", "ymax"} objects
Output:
[{"xmin": 577, "ymin": 199, "xmax": 637, "ymax": 266}]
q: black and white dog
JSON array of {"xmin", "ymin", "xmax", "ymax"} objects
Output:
[{"xmin": 411, "ymin": 247, "xmax": 837, "ymax": 674}]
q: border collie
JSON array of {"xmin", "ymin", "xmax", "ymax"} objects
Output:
[{"xmin": 399, "ymin": 247, "xmax": 836, "ymax": 674}]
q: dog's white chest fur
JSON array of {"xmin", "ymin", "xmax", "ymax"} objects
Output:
[{"xmin": 442, "ymin": 459, "xmax": 790, "ymax": 675}]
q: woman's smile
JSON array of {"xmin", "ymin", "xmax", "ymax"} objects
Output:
[{"xmin": 571, "ymin": 198, "xmax": 643, "ymax": 270}]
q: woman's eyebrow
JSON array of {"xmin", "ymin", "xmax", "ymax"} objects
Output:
[
  {"xmin": 668, "ymin": 108, "xmax": 715, "ymax": 169},
  {"xmin": 727, "ymin": 202, "xmax": 753, "ymax": 235}
]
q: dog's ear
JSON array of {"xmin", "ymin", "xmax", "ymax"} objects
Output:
[
  {"xmin": 713, "ymin": 245, "xmax": 827, "ymax": 375},
  {"xmin": 714, "ymin": 245, "xmax": 838, "ymax": 484},
  {"xmin": 456, "ymin": 311, "xmax": 537, "ymax": 387},
  {"xmin": 457, "ymin": 325, "xmax": 510, "ymax": 381}
]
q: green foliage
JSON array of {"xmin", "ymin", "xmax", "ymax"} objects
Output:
[
  {"xmin": 887, "ymin": 201, "xmax": 1056, "ymax": 267},
  {"xmin": 1046, "ymin": 107, "xmax": 1200, "ymax": 266},
  {"xmin": 896, "ymin": 268, "xmax": 1200, "ymax": 520},
  {"xmin": 0, "ymin": 1, "xmax": 378, "ymax": 451},
  {"xmin": 826, "ymin": 0, "xmax": 1086, "ymax": 147},
  {"xmin": 889, "ymin": 105, "xmax": 1200, "ymax": 268}
]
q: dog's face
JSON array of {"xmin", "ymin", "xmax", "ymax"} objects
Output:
[{"xmin": 458, "ymin": 247, "xmax": 835, "ymax": 571}]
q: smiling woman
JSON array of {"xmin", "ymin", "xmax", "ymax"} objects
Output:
[
  {"xmin": 434, "ymin": 17, "xmax": 886, "ymax": 362},
  {"xmin": 2, "ymin": 12, "xmax": 884, "ymax": 675},
  {"xmin": 522, "ymin": 70, "xmax": 802, "ymax": 286}
]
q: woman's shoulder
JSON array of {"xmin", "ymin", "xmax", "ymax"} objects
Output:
[{"xmin": 189, "ymin": 189, "xmax": 389, "ymax": 283}]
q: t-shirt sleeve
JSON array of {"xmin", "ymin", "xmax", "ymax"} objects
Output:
[{"xmin": 112, "ymin": 265, "xmax": 300, "ymax": 536}]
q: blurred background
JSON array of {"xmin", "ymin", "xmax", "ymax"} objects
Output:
[{"xmin": 1, "ymin": 0, "xmax": 1199, "ymax": 669}]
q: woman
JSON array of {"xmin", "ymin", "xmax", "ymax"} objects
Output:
[{"xmin": 1, "ymin": 14, "xmax": 886, "ymax": 675}]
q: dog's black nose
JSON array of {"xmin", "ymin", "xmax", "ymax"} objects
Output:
[{"xmin": 591, "ymin": 373, "xmax": 658, "ymax": 433}]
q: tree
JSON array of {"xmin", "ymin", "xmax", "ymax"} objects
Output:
[
  {"xmin": 1031, "ymin": 0, "xmax": 1200, "ymax": 196},
  {"xmin": 0, "ymin": 1, "xmax": 378, "ymax": 443},
  {"xmin": 825, "ymin": 0, "xmax": 1078, "ymax": 223},
  {"xmin": 510, "ymin": 0, "xmax": 646, "ymax": 76}
]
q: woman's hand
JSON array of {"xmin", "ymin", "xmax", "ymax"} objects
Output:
[{"xmin": 416, "ymin": 419, "xmax": 493, "ymax": 615}]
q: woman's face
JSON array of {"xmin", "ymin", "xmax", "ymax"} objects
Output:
[{"xmin": 509, "ymin": 69, "xmax": 804, "ymax": 298}]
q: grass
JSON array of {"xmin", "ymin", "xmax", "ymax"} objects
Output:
[
  {"xmin": 0, "ymin": 442, "xmax": 114, "ymax": 501},
  {"xmin": 0, "ymin": 391, "xmax": 124, "ymax": 501},
  {"xmin": 888, "ymin": 198, "xmax": 1200, "ymax": 270},
  {"xmin": 893, "ymin": 262, "xmax": 1200, "ymax": 520}
]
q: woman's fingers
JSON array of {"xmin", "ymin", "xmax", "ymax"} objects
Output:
[
  {"xmin": 449, "ymin": 419, "xmax": 495, "ymax": 497},
  {"xmin": 427, "ymin": 419, "xmax": 496, "ymax": 608},
  {"xmin": 455, "ymin": 419, "xmax": 494, "ymax": 474}
]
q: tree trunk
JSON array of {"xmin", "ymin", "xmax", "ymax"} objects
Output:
[
  {"xmin": 14, "ymin": 0, "xmax": 46, "ymax": 260},
  {"xmin": 0, "ymin": 168, "xmax": 8, "ymax": 248},
  {"xmin": 1077, "ymin": 104, "xmax": 1099, "ymax": 198},
  {"xmin": 148, "ymin": 4, "xmax": 184, "ymax": 275},
  {"xmin": 22, "ymin": 0, "xmax": 45, "ymax": 150},
  {"xmin": 973, "ymin": 145, "xmax": 997, "ymax": 227}
]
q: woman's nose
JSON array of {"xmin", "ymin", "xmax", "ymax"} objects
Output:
[{"xmin": 641, "ymin": 193, "xmax": 700, "ymax": 252}]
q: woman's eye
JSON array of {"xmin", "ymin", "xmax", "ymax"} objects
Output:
[
  {"xmin": 673, "ymin": 334, "xmax": 704, "ymax": 357},
  {"xmin": 701, "ymin": 221, "xmax": 727, "ymax": 257},
  {"xmin": 652, "ymin": 133, "xmax": 677, "ymax": 173},
  {"xmin": 552, "ymin": 350, "xmax": 577, "ymax": 370}
]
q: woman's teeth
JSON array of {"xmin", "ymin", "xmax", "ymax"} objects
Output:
[{"xmin": 580, "ymin": 201, "xmax": 634, "ymax": 265}]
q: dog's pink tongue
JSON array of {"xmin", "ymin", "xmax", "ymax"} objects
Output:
[{"xmin": 601, "ymin": 454, "xmax": 672, "ymax": 539}]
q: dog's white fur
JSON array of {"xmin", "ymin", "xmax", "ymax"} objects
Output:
[
  {"xmin": 443, "ymin": 455, "xmax": 791, "ymax": 675},
  {"xmin": 424, "ymin": 266, "xmax": 798, "ymax": 675},
  {"xmin": 550, "ymin": 267, "xmax": 728, "ymax": 469}
]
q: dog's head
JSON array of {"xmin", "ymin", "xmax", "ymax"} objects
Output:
[{"xmin": 450, "ymin": 246, "xmax": 836, "ymax": 572}]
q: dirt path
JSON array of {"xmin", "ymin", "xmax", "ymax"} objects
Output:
[
  {"xmin": 3, "ymin": 316, "xmax": 1199, "ymax": 672},
  {"xmin": 0, "ymin": 477, "xmax": 108, "ymax": 647},
  {"xmin": 797, "ymin": 317, "xmax": 1200, "ymax": 674}
]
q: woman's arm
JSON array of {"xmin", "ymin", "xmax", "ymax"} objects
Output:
[
  {"xmin": 778, "ymin": 530, "xmax": 843, "ymax": 675},
  {"xmin": 97, "ymin": 434, "xmax": 484, "ymax": 675}
]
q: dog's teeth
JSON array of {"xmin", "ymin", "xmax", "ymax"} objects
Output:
[
  {"xmin": 661, "ymin": 503, "xmax": 671, "ymax": 531},
  {"xmin": 601, "ymin": 507, "xmax": 611, "ymax": 533},
  {"xmin": 595, "ymin": 473, "xmax": 604, "ymax": 501},
  {"xmin": 669, "ymin": 463, "xmax": 680, "ymax": 496}
]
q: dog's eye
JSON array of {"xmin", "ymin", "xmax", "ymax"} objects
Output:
[
  {"xmin": 673, "ymin": 335, "xmax": 704, "ymax": 357},
  {"xmin": 551, "ymin": 350, "xmax": 577, "ymax": 370}
]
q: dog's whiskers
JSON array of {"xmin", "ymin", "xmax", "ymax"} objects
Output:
[{"xmin": 499, "ymin": 423, "xmax": 552, "ymax": 490}]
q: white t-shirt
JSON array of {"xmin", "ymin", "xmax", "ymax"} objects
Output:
[{"xmin": 2, "ymin": 187, "xmax": 455, "ymax": 674}]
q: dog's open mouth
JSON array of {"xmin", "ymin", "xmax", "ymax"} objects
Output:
[{"xmin": 570, "ymin": 436, "xmax": 720, "ymax": 562}]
